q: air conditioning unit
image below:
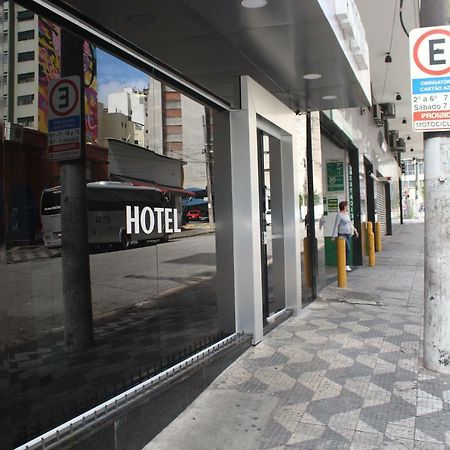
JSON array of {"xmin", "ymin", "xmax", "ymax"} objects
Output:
[
  {"xmin": 396, "ymin": 138, "xmax": 406, "ymax": 152},
  {"xmin": 372, "ymin": 104, "xmax": 383, "ymax": 126},
  {"xmin": 388, "ymin": 130, "xmax": 399, "ymax": 150},
  {"xmin": 380, "ymin": 102, "xmax": 396, "ymax": 119}
]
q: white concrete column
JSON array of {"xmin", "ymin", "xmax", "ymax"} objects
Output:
[
  {"xmin": 229, "ymin": 108, "xmax": 264, "ymax": 345},
  {"xmin": 280, "ymin": 134, "xmax": 303, "ymax": 315}
]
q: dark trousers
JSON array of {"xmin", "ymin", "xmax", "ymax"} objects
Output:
[{"xmin": 338, "ymin": 233, "xmax": 351, "ymax": 265}]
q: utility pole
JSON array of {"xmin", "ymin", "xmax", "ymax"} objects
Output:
[
  {"xmin": 421, "ymin": 0, "xmax": 450, "ymax": 373},
  {"xmin": 203, "ymin": 109, "xmax": 215, "ymax": 230},
  {"xmin": 60, "ymin": 30, "xmax": 94, "ymax": 351}
]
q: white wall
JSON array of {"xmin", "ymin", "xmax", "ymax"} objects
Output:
[
  {"xmin": 146, "ymin": 77, "xmax": 163, "ymax": 153},
  {"xmin": 108, "ymin": 91, "xmax": 130, "ymax": 116},
  {"xmin": 325, "ymin": 107, "xmax": 401, "ymax": 221},
  {"xmin": 320, "ymin": 136, "xmax": 349, "ymax": 237},
  {"xmin": 181, "ymin": 95, "xmax": 206, "ymax": 189}
]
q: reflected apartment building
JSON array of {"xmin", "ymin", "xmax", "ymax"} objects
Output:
[{"xmin": 0, "ymin": 0, "xmax": 419, "ymax": 449}]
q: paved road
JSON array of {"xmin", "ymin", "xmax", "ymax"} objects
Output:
[{"xmin": 1, "ymin": 233, "xmax": 217, "ymax": 347}]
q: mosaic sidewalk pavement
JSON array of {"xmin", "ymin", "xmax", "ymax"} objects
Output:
[{"xmin": 146, "ymin": 222, "xmax": 450, "ymax": 450}]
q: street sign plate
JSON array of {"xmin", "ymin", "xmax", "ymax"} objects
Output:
[
  {"xmin": 48, "ymin": 76, "xmax": 82, "ymax": 161},
  {"xmin": 410, "ymin": 26, "xmax": 450, "ymax": 132}
]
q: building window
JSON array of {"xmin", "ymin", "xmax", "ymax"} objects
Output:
[
  {"xmin": 17, "ymin": 115, "xmax": 34, "ymax": 127},
  {"xmin": 2, "ymin": 73, "xmax": 7, "ymax": 85},
  {"xmin": 17, "ymin": 94, "xmax": 34, "ymax": 105},
  {"xmin": 17, "ymin": 51, "xmax": 35, "ymax": 62},
  {"xmin": 17, "ymin": 10, "xmax": 34, "ymax": 21},
  {"xmin": 3, "ymin": 51, "xmax": 8, "ymax": 64},
  {"xmin": 3, "ymin": 11, "xmax": 8, "ymax": 21},
  {"xmin": 404, "ymin": 160, "xmax": 415, "ymax": 176},
  {"xmin": 418, "ymin": 160, "xmax": 424, "ymax": 175},
  {"xmin": 17, "ymin": 72, "xmax": 35, "ymax": 84},
  {"xmin": 18, "ymin": 29, "xmax": 35, "ymax": 41}
]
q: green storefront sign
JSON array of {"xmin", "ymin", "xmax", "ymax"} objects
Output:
[
  {"xmin": 327, "ymin": 197, "xmax": 339, "ymax": 212},
  {"xmin": 327, "ymin": 161, "xmax": 344, "ymax": 192}
]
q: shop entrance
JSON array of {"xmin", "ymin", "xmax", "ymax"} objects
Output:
[{"xmin": 257, "ymin": 128, "xmax": 285, "ymax": 321}]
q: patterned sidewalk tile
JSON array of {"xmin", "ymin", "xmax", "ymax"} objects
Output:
[{"xmin": 143, "ymin": 223, "xmax": 450, "ymax": 450}]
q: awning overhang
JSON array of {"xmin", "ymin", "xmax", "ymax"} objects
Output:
[{"xmin": 110, "ymin": 174, "xmax": 196, "ymax": 198}]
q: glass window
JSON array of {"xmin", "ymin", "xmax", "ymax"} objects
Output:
[
  {"xmin": 1, "ymin": 10, "xmax": 228, "ymax": 448},
  {"xmin": 17, "ymin": 29, "xmax": 35, "ymax": 41},
  {"xmin": 404, "ymin": 160, "xmax": 415, "ymax": 176},
  {"xmin": 418, "ymin": 160, "xmax": 424, "ymax": 175},
  {"xmin": 17, "ymin": 94, "xmax": 34, "ymax": 105},
  {"xmin": 17, "ymin": 50, "xmax": 35, "ymax": 62},
  {"xmin": 17, "ymin": 71, "xmax": 35, "ymax": 83},
  {"xmin": 17, "ymin": 9, "xmax": 34, "ymax": 21},
  {"xmin": 3, "ymin": 10, "xmax": 8, "ymax": 21},
  {"xmin": 17, "ymin": 115, "xmax": 35, "ymax": 127},
  {"xmin": 2, "ymin": 50, "xmax": 8, "ymax": 64}
]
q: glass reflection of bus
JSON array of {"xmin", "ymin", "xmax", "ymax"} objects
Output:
[{"xmin": 40, "ymin": 181, "xmax": 171, "ymax": 249}]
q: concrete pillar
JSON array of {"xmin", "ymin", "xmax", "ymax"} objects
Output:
[
  {"xmin": 213, "ymin": 111, "xmax": 236, "ymax": 336},
  {"xmin": 229, "ymin": 108, "xmax": 264, "ymax": 345},
  {"xmin": 423, "ymin": 137, "xmax": 450, "ymax": 373},
  {"xmin": 421, "ymin": 0, "xmax": 450, "ymax": 373},
  {"xmin": 60, "ymin": 30, "xmax": 93, "ymax": 351}
]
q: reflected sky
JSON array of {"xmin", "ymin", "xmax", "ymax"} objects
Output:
[{"xmin": 96, "ymin": 49, "xmax": 148, "ymax": 104}]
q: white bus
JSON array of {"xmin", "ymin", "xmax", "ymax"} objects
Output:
[{"xmin": 40, "ymin": 181, "xmax": 171, "ymax": 249}]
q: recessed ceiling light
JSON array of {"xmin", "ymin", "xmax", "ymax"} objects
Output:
[
  {"xmin": 127, "ymin": 14, "xmax": 154, "ymax": 25},
  {"xmin": 322, "ymin": 95, "xmax": 337, "ymax": 100},
  {"xmin": 303, "ymin": 73, "xmax": 322, "ymax": 80},
  {"xmin": 241, "ymin": 0, "xmax": 267, "ymax": 8}
]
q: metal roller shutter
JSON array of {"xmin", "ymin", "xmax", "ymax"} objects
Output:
[{"xmin": 376, "ymin": 181, "xmax": 386, "ymax": 234}]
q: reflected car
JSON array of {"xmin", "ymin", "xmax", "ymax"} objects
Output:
[{"xmin": 186, "ymin": 209, "xmax": 208, "ymax": 221}]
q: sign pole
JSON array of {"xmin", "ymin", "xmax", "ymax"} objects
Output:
[
  {"xmin": 306, "ymin": 111, "xmax": 318, "ymax": 299},
  {"xmin": 418, "ymin": 0, "xmax": 450, "ymax": 373},
  {"xmin": 59, "ymin": 30, "xmax": 93, "ymax": 351}
]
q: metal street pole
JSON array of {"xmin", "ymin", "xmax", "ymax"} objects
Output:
[
  {"xmin": 421, "ymin": 0, "xmax": 450, "ymax": 373},
  {"xmin": 306, "ymin": 111, "xmax": 318, "ymax": 299},
  {"xmin": 203, "ymin": 109, "xmax": 215, "ymax": 230},
  {"xmin": 60, "ymin": 30, "xmax": 93, "ymax": 351}
]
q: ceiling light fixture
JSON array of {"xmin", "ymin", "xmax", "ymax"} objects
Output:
[
  {"xmin": 396, "ymin": 93, "xmax": 402, "ymax": 101},
  {"xmin": 241, "ymin": 0, "xmax": 267, "ymax": 8},
  {"xmin": 322, "ymin": 95, "xmax": 337, "ymax": 100},
  {"xmin": 385, "ymin": 52, "xmax": 392, "ymax": 63},
  {"xmin": 407, "ymin": 135, "xmax": 411, "ymax": 140},
  {"xmin": 303, "ymin": 73, "xmax": 322, "ymax": 80},
  {"xmin": 402, "ymin": 118, "xmax": 407, "ymax": 124}
]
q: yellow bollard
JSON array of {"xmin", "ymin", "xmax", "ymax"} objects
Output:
[
  {"xmin": 375, "ymin": 222, "xmax": 382, "ymax": 252},
  {"xmin": 367, "ymin": 221, "xmax": 373, "ymax": 255},
  {"xmin": 303, "ymin": 237, "xmax": 312, "ymax": 288},
  {"xmin": 361, "ymin": 222, "xmax": 367, "ymax": 257},
  {"xmin": 337, "ymin": 237, "xmax": 347, "ymax": 288},
  {"xmin": 368, "ymin": 231, "xmax": 376, "ymax": 267}
]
